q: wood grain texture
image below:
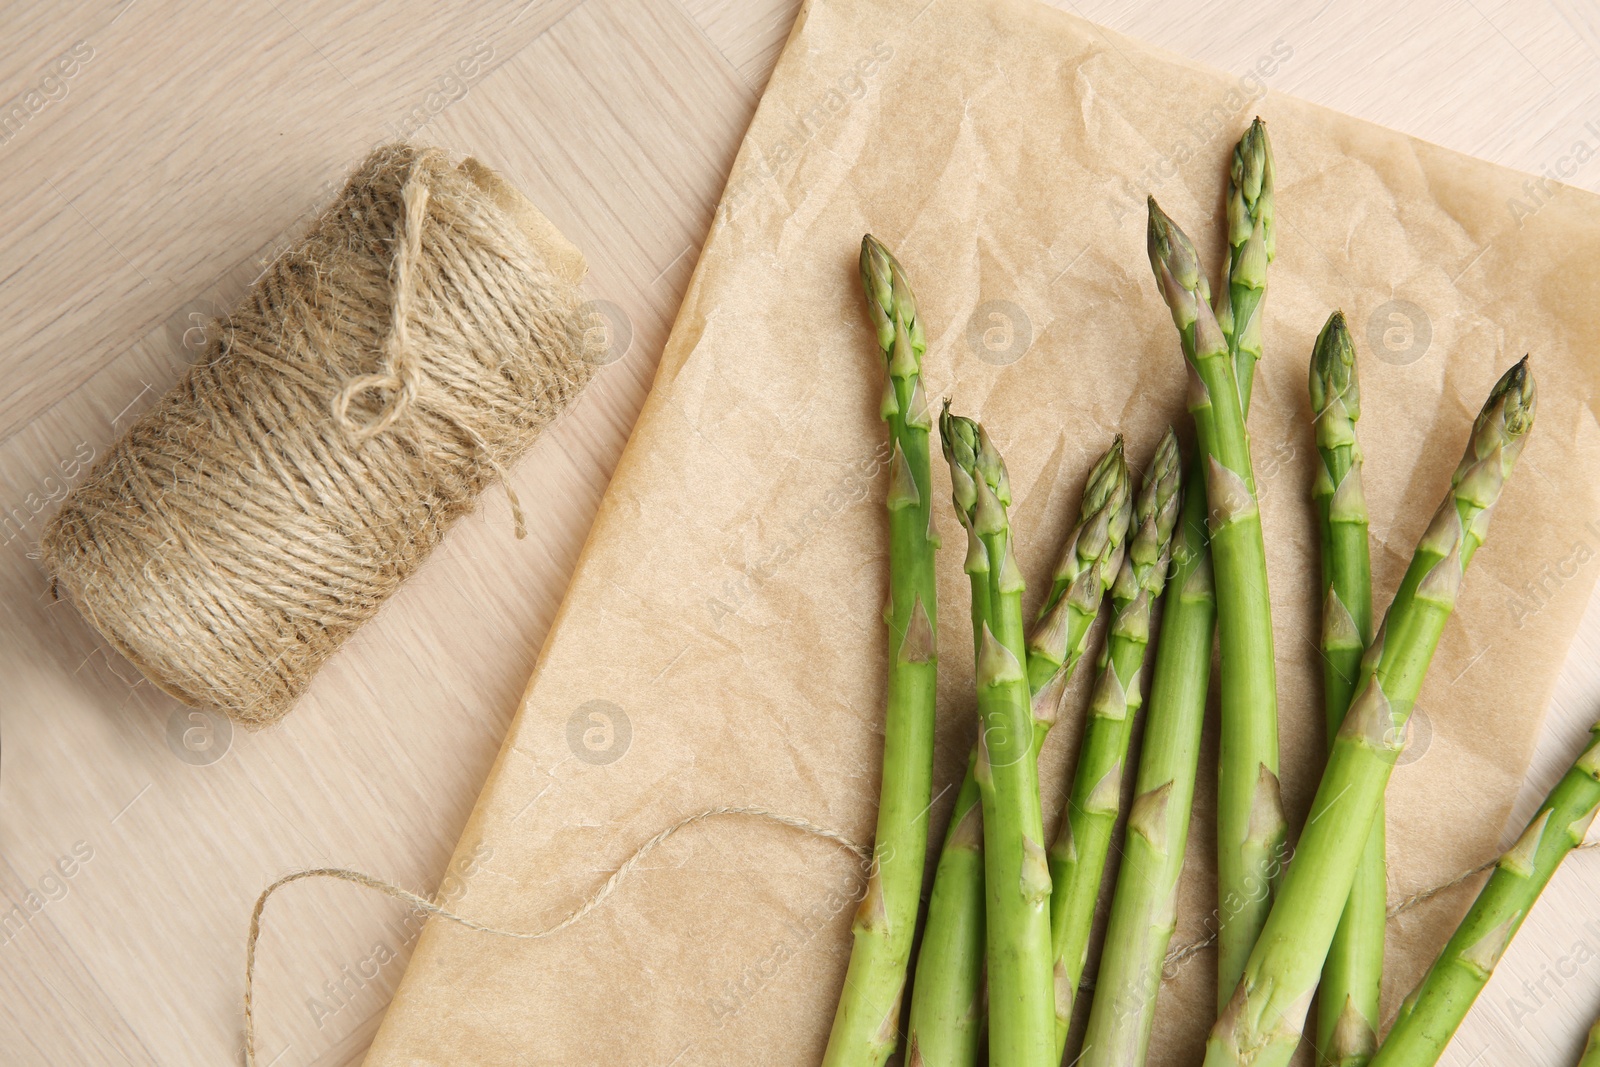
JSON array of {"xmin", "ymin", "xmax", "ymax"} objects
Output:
[{"xmin": 0, "ymin": 1, "xmax": 1596, "ymax": 1064}]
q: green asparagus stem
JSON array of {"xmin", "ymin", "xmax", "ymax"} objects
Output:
[
  {"xmin": 1580, "ymin": 1017, "xmax": 1600, "ymax": 1067},
  {"xmin": 1080, "ymin": 141, "xmax": 1270, "ymax": 1059},
  {"xmin": 822, "ymin": 236, "xmax": 940, "ymax": 1067},
  {"xmin": 1047, "ymin": 428, "xmax": 1181, "ymax": 1054},
  {"xmin": 1216, "ymin": 122, "xmax": 1279, "ymax": 1003},
  {"xmin": 907, "ymin": 439, "xmax": 1131, "ymax": 1067},
  {"xmin": 905, "ymin": 412, "xmax": 999, "ymax": 1067},
  {"xmin": 1077, "ymin": 453, "xmax": 1215, "ymax": 1067},
  {"xmin": 1370, "ymin": 719, "xmax": 1600, "ymax": 1067},
  {"xmin": 941, "ymin": 406, "xmax": 1055, "ymax": 1067},
  {"xmin": 1309, "ymin": 312, "xmax": 1382, "ymax": 1067},
  {"xmin": 1215, "ymin": 118, "xmax": 1275, "ymax": 415},
  {"xmin": 906, "ymin": 759, "xmax": 986, "ymax": 1067},
  {"xmin": 1205, "ymin": 357, "xmax": 1537, "ymax": 1067},
  {"xmin": 1148, "ymin": 199, "xmax": 1285, "ymax": 1007}
]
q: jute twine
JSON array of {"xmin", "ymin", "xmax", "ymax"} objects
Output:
[
  {"xmin": 242, "ymin": 808, "xmax": 871, "ymax": 1065},
  {"xmin": 242, "ymin": 811, "xmax": 1593, "ymax": 1062},
  {"xmin": 41, "ymin": 144, "xmax": 600, "ymax": 726}
]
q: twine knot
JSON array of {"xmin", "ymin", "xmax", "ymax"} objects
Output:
[{"xmin": 331, "ymin": 157, "xmax": 433, "ymax": 442}]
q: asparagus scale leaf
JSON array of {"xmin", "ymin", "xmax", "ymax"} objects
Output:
[
  {"xmin": 1370, "ymin": 718, "xmax": 1600, "ymax": 1067},
  {"xmin": 1203, "ymin": 357, "xmax": 1537, "ymax": 1067},
  {"xmin": 1309, "ymin": 312, "xmax": 1383, "ymax": 1067},
  {"xmin": 822, "ymin": 236, "xmax": 939, "ymax": 1067}
]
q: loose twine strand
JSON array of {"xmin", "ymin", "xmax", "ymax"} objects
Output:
[
  {"xmin": 243, "ymin": 811, "xmax": 1591, "ymax": 1062},
  {"xmin": 242, "ymin": 807, "xmax": 868, "ymax": 1066}
]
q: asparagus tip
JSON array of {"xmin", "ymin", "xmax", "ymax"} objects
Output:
[
  {"xmin": 1152, "ymin": 425, "xmax": 1181, "ymax": 478},
  {"xmin": 1147, "ymin": 200, "xmax": 1206, "ymax": 319},
  {"xmin": 1143, "ymin": 426, "xmax": 1184, "ymax": 552},
  {"xmin": 859, "ymin": 234, "xmax": 892, "ymax": 308},
  {"xmin": 1482, "ymin": 355, "xmax": 1537, "ymax": 440},
  {"xmin": 974, "ymin": 422, "xmax": 1012, "ymax": 507},
  {"xmin": 1229, "ymin": 119, "xmax": 1275, "ymax": 259},
  {"xmin": 858, "ymin": 234, "xmax": 923, "ymax": 365},
  {"xmin": 941, "ymin": 405, "xmax": 1011, "ymax": 530},
  {"xmin": 940, "ymin": 400, "xmax": 977, "ymax": 522},
  {"xmin": 1083, "ymin": 435, "xmax": 1131, "ymax": 518},
  {"xmin": 1309, "ymin": 309, "xmax": 1359, "ymax": 420}
]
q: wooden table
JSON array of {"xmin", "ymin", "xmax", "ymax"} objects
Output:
[{"xmin": 2, "ymin": 1, "xmax": 1598, "ymax": 1063}]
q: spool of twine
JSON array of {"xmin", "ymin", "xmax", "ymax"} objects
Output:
[{"xmin": 41, "ymin": 144, "xmax": 601, "ymax": 727}]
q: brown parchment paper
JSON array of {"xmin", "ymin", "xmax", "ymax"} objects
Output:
[{"xmin": 364, "ymin": 0, "xmax": 1600, "ymax": 1063}]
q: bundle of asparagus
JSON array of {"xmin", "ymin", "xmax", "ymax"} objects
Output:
[{"xmin": 823, "ymin": 118, "xmax": 1562, "ymax": 1067}]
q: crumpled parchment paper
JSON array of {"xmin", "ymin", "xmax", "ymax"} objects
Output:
[{"xmin": 364, "ymin": 0, "xmax": 1600, "ymax": 1063}]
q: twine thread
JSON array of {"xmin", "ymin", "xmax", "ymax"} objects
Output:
[
  {"xmin": 244, "ymin": 812, "xmax": 1592, "ymax": 1062},
  {"xmin": 242, "ymin": 807, "xmax": 869, "ymax": 1065}
]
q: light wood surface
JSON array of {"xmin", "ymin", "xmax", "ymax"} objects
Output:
[{"xmin": 2, "ymin": 1, "xmax": 1598, "ymax": 1064}]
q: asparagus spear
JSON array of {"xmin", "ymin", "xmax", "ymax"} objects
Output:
[
  {"xmin": 1148, "ymin": 198, "xmax": 1286, "ymax": 1006},
  {"xmin": 1370, "ymin": 719, "xmax": 1600, "ymax": 1066},
  {"xmin": 907, "ymin": 438, "xmax": 1131, "ymax": 1067},
  {"xmin": 1047, "ymin": 427, "xmax": 1181, "ymax": 1053},
  {"xmin": 1581, "ymin": 1018, "xmax": 1600, "ymax": 1067},
  {"xmin": 822, "ymin": 236, "xmax": 940, "ymax": 1067},
  {"xmin": 1214, "ymin": 122, "xmax": 1280, "ymax": 1005},
  {"xmin": 940, "ymin": 406, "xmax": 1055, "ymax": 1067},
  {"xmin": 1077, "ymin": 453, "xmax": 1214, "ymax": 1067},
  {"xmin": 905, "ymin": 411, "xmax": 1001, "ymax": 1067},
  {"xmin": 1205, "ymin": 357, "xmax": 1537, "ymax": 1067},
  {"xmin": 1309, "ymin": 312, "xmax": 1382, "ymax": 1067},
  {"xmin": 1080, "ymin": 131, "xmax": 1270, "ymax": 1058}
]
